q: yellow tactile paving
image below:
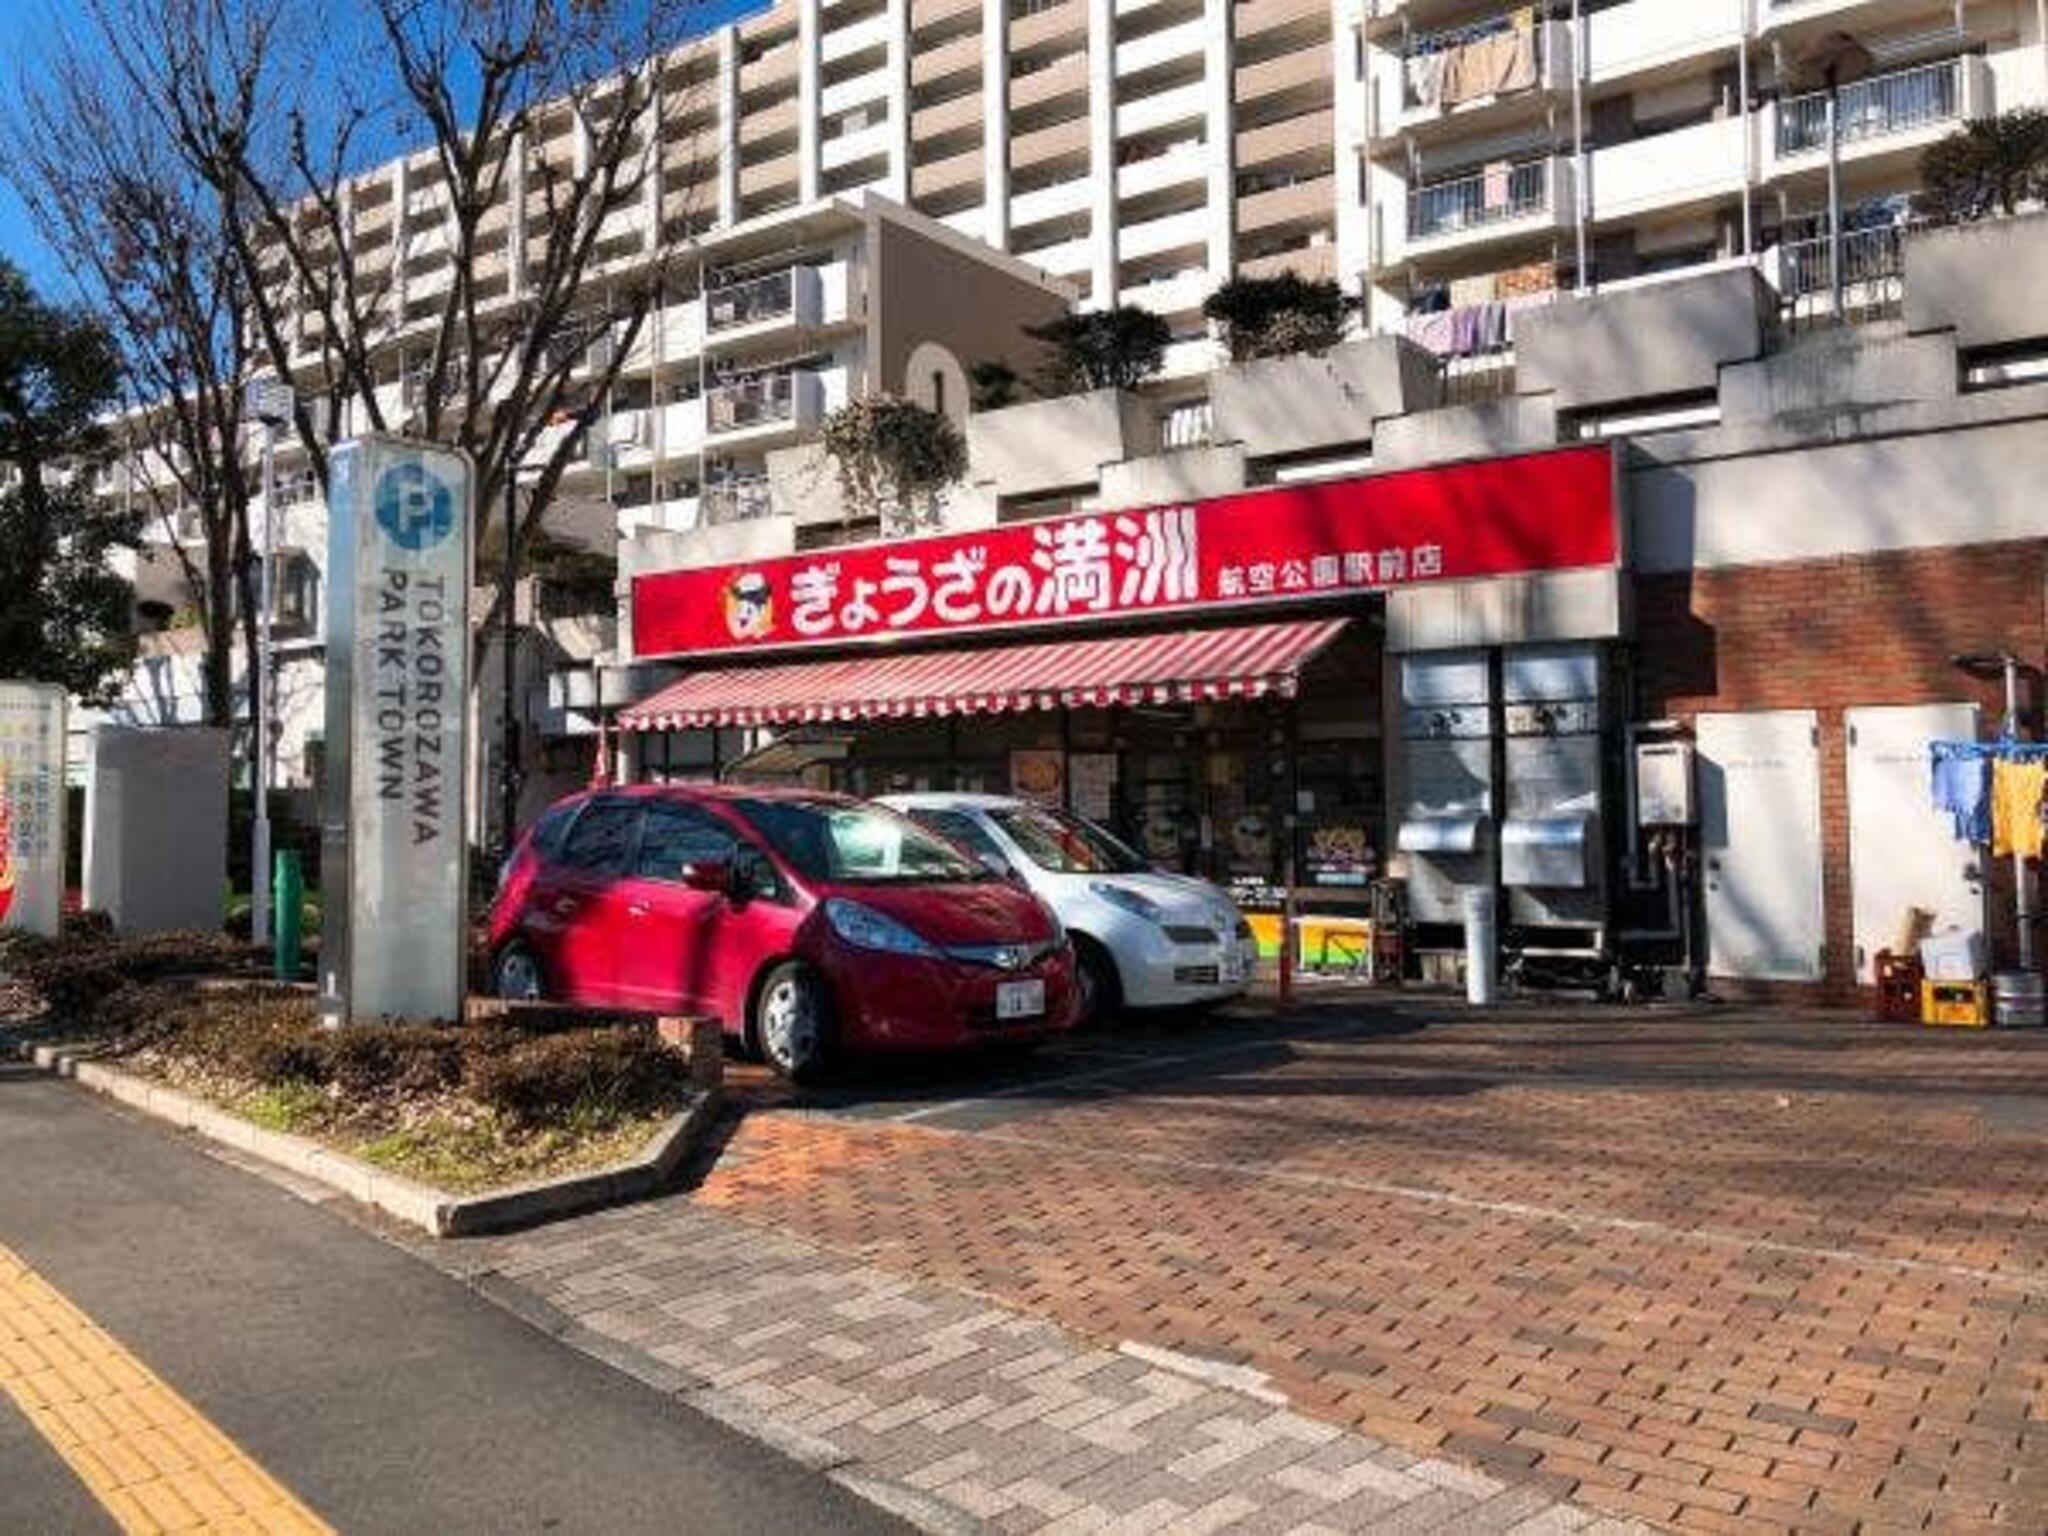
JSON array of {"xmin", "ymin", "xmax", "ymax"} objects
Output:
[{"xmin": 0, "ymin": 1241, "xmax": 333, "ymax": 1535}]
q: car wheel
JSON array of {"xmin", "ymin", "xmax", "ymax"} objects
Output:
[
  {"xmin": 493, "ymin": 943, "xmax": 546, "ymax": 1002},
  {"xmin": 754, "ymin": 962, "xmax": 832, "ymax": 1083},
  {"xmin": 1072, "ymin": 936, "xmax": 1122, "ymax": 1028}
]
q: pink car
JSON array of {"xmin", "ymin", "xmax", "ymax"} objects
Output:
[{"xmin": 488, "ymin": 785, "xmax": 1079, "ymax": 1079}]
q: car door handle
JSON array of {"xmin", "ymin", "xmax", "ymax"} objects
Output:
[{"xmin": 626, "ymin": 901, "xmax": 651, "ymax": 917}]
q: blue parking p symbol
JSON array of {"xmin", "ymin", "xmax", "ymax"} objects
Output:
[{"xmin": 374, "ymin": 462, "xmax": 455, "ymax": 550}]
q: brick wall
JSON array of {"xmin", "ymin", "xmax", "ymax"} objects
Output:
[{"xmin": 1633, "ymin": 539, "xmax": 2048, "ymax": 1003}]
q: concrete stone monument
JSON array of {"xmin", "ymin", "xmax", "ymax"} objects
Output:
[{"xmin": 83, "ymin": 726, "xmax": 231, "ymax": 934}]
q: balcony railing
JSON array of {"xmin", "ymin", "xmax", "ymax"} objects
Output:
[
  {"xmin": 706, "ymin": 371, "xmax": 799, "ymax": 432},
  {"xmin": 1401, "ymin": 14, "xmax": 1542, "ymax": 110},
  {"xmin": 1409, "ymin": 160, "xmax": 1547, "ymax": 239},
  {"xmin": 702, "ymin": 476, "xmax": 774, "ymax": 525},
  {"xmin": 1776, "ymin": 58, "xmax": 1961, "ymax": 157},
  {"xmin": 1777, "ymin": 223, "xmax": 1907, "ymax": 297},
  {"xmin": 705, "ymin": 268, "xmax": 796, "ymax": 332}
]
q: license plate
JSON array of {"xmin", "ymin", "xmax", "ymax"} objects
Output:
[{"xmin": 996, "ymin": 979, "xmax": 1045, "ymax": 1020}]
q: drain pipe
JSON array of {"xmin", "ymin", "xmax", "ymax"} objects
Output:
[{"xmin": 1571, "ymin": 0, "xmax": 1588, "ymax": 291}]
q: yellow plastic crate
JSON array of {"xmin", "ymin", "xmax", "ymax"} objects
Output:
[{"xmin": 1921, "ymin": 978, "xmax": 1990, "ymax": 1028}]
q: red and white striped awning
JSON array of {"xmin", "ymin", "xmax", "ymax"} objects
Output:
[{"xmin": 618, "ymin": 618, "xmax": 1351, "ymax": 732}]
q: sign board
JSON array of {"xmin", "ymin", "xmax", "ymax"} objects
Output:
[
  {"xmin": 633, "ymin": 445, "xmax": 1620, "ymax": 660},
  {"xmin": 1068, "ymin": 753, "xmax": 1118, "ymax": 822},
  {"xmin": 0, "ymin": 682, "xmax": 67, "ymax": 937},
  {"xmin": 319, "ymin": 437, "xmax": 473, "ymax": 1023},
  {"xmin": 1009, "ymin": 750, "xmax": 1065, "ymax": 808}
]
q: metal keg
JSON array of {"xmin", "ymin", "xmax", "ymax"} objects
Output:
[{"xmin": 1993, "ymin": 971, "xmax": 2046, "ymax": 1028}]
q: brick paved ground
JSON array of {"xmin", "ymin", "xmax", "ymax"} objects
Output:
[
  {"xmin": 678, "ymin": 1001, "xmax": 2048, "ymax": 1533},
  {"xmin": 455, "ymin": 1189, "xmax": 1630, "ymax": 1535}
]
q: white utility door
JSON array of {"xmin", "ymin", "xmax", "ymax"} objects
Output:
[
  {"xmin": 1697, "ymin": 710, "xmax": 1826, "ymax": 981},
  {"xmin": 1846, "ymin": 703, "xmax": 1984, "ymax": 983}
]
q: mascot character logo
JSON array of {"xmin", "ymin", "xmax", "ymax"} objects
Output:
[{"xmin": 724, "ymin": 572, "xmax": 775, "ymax": 641}]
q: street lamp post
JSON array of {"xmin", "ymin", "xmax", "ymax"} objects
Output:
[{"xmin": 245, "ymin": 378, "xmax": 294, "ymax": 948}]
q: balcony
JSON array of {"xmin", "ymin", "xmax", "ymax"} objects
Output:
[
  {"xmin": 704, "ymin": 368, "xmax": 826, "ymax": 444},
  {"xmin": 1011, "ymin": 173, "xmax": 1092, "ymax": 229},
  {"xmin": 1120, "ymin": 204, "xmax": 1210, "ymax": 262},
  {"xmin": 1585, "ymin": 0, "xmax": 1743, "ymax": 85},
  {"xmin": 1115, "ymin": 16, "xmax": 1204, "ymax": 77},
  {"xmin": 703, "ymin": 265, "xmax": 823, "ymax": 339},
  {"xmin": 1116, "ymin": 139, "xmax": 1207, "ymax": 202},
  {"xmin": 823, "ymin": 10, "xmax": 892, "ymax": 65},
  {"xmin": 822, "ymin": 116, "xmax": 893, "ymax": 172},
  {"xmin": 911, "ymin": 30, "xmax": 981, "ymax": 91},
  {"xmin": 1589, "ymin": 115, "xmax": 1746, "ymax": 222},
  {"xmin": 1011, "ymin": 0, "xmax": 1083, "ymax": 52},
  {"xmin": 1383, "ymin": 16, "xmax": 1561, "ymax": 136},
  {"xmin": 1234, "ymin": 0, "xmax": 1326, "ymax": 46},
  {"xmin": 1237, "ymin": 174, "xmax": 1331, "ymax": 237},
  {"xmin": 1235, "ymin": 107, "xmax": 1334, "ymax": 175},
  {"xmin": 1776, "ymin": 57, "xmax": 1965, "ymax": 158},
  {"xmin": 1774, "ymin": 223, "xmax": 1908, "ymax": 300},
  {"xmin": 1117, "ymin": 79, "xmax": 1207, "ymax": 140},
  {"xmin": 1406, "ymin": 158, "xmax": 1564, "ymax": 249},
  {"xmin": 702, "ymin": 475, "xmax": 776, "ymax": 525}
]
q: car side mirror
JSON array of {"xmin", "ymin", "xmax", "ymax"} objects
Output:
[
  {"xmin": 977, "ymin": 851, "xmax": 1016, "ymax": 881},
  {"xmin": 727, "ymin": 846, "xmax": 774, "ymax": 902},
  {"xmin": 680, "ymin": 860, "xmax": 731, "ymax": 894}
]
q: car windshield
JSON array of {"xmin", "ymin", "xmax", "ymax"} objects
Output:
[
  {"xmin": 989, "ymin": 806, "xmax": 1148, "ymax": 875},
  {"xmin": 737, "ymin": 799, "xmax": 990, "ymax": 885}
]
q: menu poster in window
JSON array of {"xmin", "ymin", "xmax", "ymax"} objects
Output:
[
  {"xmin": 1009, "ymin": 749, "xmax": 1065, "ymax": 808},
  {"xmin": 1305, "ymin": 824, "xmax": 1378, "ymax": 887},
  {"xmin": 1069, "ymin": 753, "xmax": 1118, "ymax": 821}
]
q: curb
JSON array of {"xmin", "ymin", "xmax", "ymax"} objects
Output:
[{"xmin": 6, "ymin": 1033, "xmax": 720, "ymax": 1238}]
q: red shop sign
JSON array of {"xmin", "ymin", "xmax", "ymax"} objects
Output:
[{"xmin": 633, "ymin": 444, "xmax": 1618, "ymax": 660}]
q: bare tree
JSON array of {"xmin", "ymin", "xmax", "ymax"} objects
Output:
[
  {"xmin": 90, "ymin": 0, "xmax": 718, "ymax": 632},
  {"xmin": 6, "ymin": 42, "xmax": 261, "ymax": 730}
]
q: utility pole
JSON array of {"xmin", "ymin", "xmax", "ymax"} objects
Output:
[{"xmin": 500, "ymin": 470, "xmax": 522, "ymax": 866}]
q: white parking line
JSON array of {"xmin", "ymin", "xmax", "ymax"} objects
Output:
[{"xmin": 877, "ymin": 1018, "xmax": 1372, "ymax": 1124}]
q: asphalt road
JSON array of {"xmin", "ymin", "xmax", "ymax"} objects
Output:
[{"xmin": 0, "ymin": 1058, "xmax": 907, "ymax": 1535}]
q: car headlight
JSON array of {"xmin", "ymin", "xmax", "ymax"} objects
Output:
[
  {"xmin": 823, "ymin": 898, "xmax": 940, "ymax": 957},
  {"xmin": 1089, "ymin": 882, "xmax": 1163, "ymax": 923}
]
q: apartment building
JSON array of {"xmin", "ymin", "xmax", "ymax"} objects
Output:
[
  {"xmin": 1353, "ymin": 0, "xmax": 2048, "ymax": 344},
  {"xmin": 98, "ymin": 0, "xmax": 2048, "ymax": 810}
]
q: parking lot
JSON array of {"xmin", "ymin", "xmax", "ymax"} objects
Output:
[{"xmin": 698, "ymin": 990, "xmax": 2048, "ymax": 1532}]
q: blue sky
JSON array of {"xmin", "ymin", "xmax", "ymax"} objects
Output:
[{"xmin": 0, "ymin": 0, "xmax": 763, "ymax": 300}]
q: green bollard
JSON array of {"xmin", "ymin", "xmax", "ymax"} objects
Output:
[{"xmin": 272, "ymin": 848, "xmax": 304, "ymax": 981}]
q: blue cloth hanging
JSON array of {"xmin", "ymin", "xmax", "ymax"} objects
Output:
[{"xmin": 1930, "ymin": 744, "xmax": 1991, "ymax": 844}]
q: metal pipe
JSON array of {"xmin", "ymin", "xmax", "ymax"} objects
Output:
[
  {"xmin": 1738, "ymin": 5, "xmax": 1754, "ymax": 257},
  {"xmin": 1825, "ymin": 82, "xmax": 1844, "ymax": 319},
  {"xmin": 2004, "ymin": 654, "xmax": 2037, "ymax": 971},
  {"xmin": 1571, "ymin": 0, "xmax": 1588, "ymax": 290},
  {"xmin": 499, "ymin": 473, "xmax": 521, "ymax": 862},
  {"xmin": 251, "ymin": 423, "xmax": 276, "ymax": 948}
]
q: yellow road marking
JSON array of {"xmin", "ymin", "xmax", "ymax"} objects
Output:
[{"xmin": 0, "ymin": 1241, "xmax": 333, "ymax": 1534}]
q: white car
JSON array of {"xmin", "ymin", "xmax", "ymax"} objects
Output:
[{"xmin": 880, "ymin": 793, "xmax": 1257, "ymax": 1023}]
